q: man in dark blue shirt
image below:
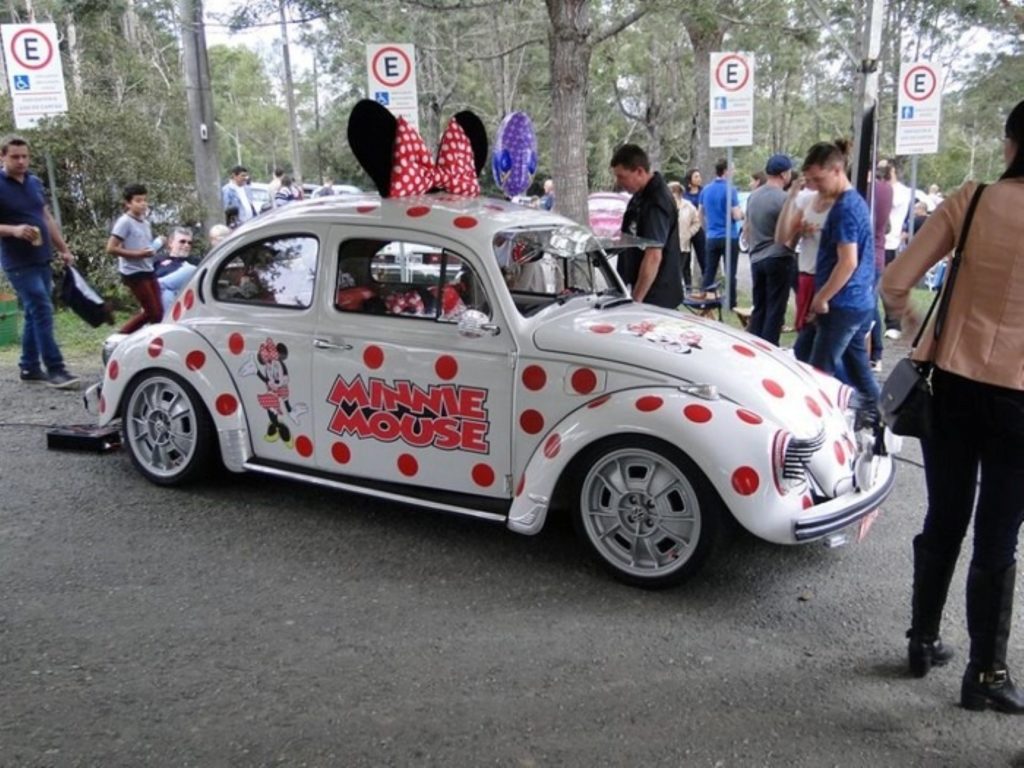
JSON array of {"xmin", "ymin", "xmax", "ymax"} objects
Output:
[
  {"xmin": 610, "ymin": 144, "xmax": 683, "ymax": 309},
  {"xmin": 0, "ymin": 135, "xmax": 79, "ymax": 388}
]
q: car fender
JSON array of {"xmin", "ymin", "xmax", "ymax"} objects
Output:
[
  {"xmin": 97, "ymin": 324, "xmax": 251, "ymax": 471},
  {"xmin": 508, "ymin": 387, "xmax": 817, "ymax": 542}
]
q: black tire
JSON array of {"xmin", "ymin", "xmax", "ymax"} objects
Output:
[
  {"xmin": 571, "ymin": 436, "xmax": 722, "ymax": 589},
  {"xmin": 121, "ymin": 370, "xmax": 217, "ymax": 486}
]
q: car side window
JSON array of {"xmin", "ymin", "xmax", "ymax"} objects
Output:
[
  {"xmin": 213, "ymin": 235, "xmax": 318, "ymax": 308},
  {"xmin": 335, "ymin": 238, "xmax": 490, "ymax": 322}
]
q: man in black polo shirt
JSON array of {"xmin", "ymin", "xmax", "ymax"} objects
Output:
[
  {"xmin": 0, "ymin": 135, "xmax": 79, "ymax": 388},
  {"xmin": 610, "ymin": 144, "xmax": 682, "ymax": 309}
]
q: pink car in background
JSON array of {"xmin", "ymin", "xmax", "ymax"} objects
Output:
[{"xmin": 587, "ymin": 192, "xmax": 631, "ymax": 236}]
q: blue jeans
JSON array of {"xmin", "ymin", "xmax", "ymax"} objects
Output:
[
  {"xmin": 4, "ymin": 262, "xmax": 65, "ymax": 375},
  {"xmin": 702, "ymin": 237, "xmax": 739, "ymax": 309},
  {"xmin": 808, "ymin": 306, "xmax": 879, "ymax": 410},
  {"xmin": 749, "ymin": 255, "xmax": 796, "ymax": 345}
]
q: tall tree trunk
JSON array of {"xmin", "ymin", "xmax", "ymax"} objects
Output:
[
  {"xmin": 682, "ymin": 15, "xmax": 725, "ymax": 179},
  {"xmin": 65, "ymin": 11, "xmax": 83, "ymax": 97},
  {"xmin": 546, "ymin": 0, "xmax": 591, "ymax": 225}
]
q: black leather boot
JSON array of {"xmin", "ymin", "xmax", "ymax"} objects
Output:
[
  {"xmin": 907, "ymin": 535, "xmax": 958, "ymax": 677},
  {"xmin": 960, "ymin": 563, "xmax": 1024, "ymax": 713}
]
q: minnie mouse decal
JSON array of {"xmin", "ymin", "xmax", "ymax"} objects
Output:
[{"xmin": 239, "ymin": 337, "xmax": 308, "ymax": 447}]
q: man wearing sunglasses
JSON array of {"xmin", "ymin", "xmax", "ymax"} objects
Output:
[{"xmin": 155, "ymin": 227, "xmax": 198, "ymax": 313}]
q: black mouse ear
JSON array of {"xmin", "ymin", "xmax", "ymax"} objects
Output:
[
  {"xmin": 452, "ymin": 111, "xmax": 488, "ymax": 176},
  {"xmin": 347, "ymin": 99, "xmax": 398, "ymax": 197}
]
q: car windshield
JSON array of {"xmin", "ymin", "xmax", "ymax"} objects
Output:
[{"xmin": 493, "ymin": 225, "xmax": 627, "ymax": 316}]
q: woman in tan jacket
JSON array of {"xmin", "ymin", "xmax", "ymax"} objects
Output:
[
  {"xmin": 668, "ymin": 180, "xmax": 702, "ymax": 292},
  {"xmin": 881, "ymin": 99, "xmax": 1024, "ymax": 714}
]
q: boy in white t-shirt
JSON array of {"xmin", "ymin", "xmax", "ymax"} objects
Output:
[{"xmin": 106, "ymin": 183, "xmax": 161, "ymax": 333}]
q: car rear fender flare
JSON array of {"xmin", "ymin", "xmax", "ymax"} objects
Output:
[{"xmin": 507, "ymin": 388, "xmax": 786, "ymax": 537}]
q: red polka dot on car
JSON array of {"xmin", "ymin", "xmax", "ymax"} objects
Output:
[
  {"xmin": 185, "ymin": 350, "xmax": 206, "ymax": 371},
  {"xmin": 398, "ymin": 453, "xmax": 419, "ymax": 476},
  {"xmin": 543, "ymin": 433, "xmax": 561, "ymax": 459},
  {"xmin": 453, "ymin": 216, "xmax": 478, "ymax": 229},
  {"xmin": 519, "ymin": 409, "xmax": 544, "ymax": 434},
  {"xmin": 802, "ymin": 495, "xmax": 814, "ymax": 509},
  {"xmin": 472, "ymin": 463, "xmax": 495, "ymax": 487},
  {"xmin": 183, "ymin": 289, "xmax": 195, "ymax": 310},
  {"xmin": 516, "ymin": 474, "xmax": 526, "ymax": 497},
  {"xmin": 589, "ymin": 323, "xmax": 615, "ymax": 334},
  {"xmin": 731, "ymin": 466, "xmax": 760, "ymax": 495},
  {"xmin": 331, "ymin": 441, "xmax": 351, "ymax": 464},
  {"xmin": 148, "ymin": 338, "xmax": 164, "ymax": 357},
  {"xmin": 522, "ymin": 365, "xmax": 546, "ymax": 391},
  {"xmin": 435, "ymin": 355, "xmax": 458, "ymax": 380},
  {"xmin": 357, "ymin": 204, "xmax": 377, "ymax": 214},
  {"xmin": 171, "ymin": 303, "xmax": 182, "ymax": 321},
  {"xmin": 736, "ymin": 409, "xmax": 763, "ymax": 425},
  {"xmin": 228, "ymin": 333, "xmax": 245, "ymax": 355},
  {"xmin": 364, "ymin": 345, "xmax": 384, "ymax": 369},
  {"xmin": 295, "ymin": 435, "xmax": 313, "ymax": 458},
  {"xmin": 215, "ymin": 393, "xmax": 238, "ymax": 416},
  {"xmin": 805, "ymin": 396, "xmax": 822, "ymax": 417},
  {"xmin": 406, "ymin": 205, "xmax": 431, "ymax": 217},
  {"xmin": 571, "ymin": 368, "xmax": 597, "ymax": 394},
  {"xmin": 683, "ymin": 404, "xmax": 713, "ymax": 423},
  {"xmin": 587, "ymin": 394, "xmax": 611, "ymax": 409},
  {"xmin": 762, "ymin": 379, "xmax": 785, "ymax": 398},
  {"xmin": 834, "ymin": 441, "xmax": 846, "ymax": 465},
  {"xmin": 108, "ymin": 360, "xmax": 119, "ymax": 380},
  {"xmin": 99, "ymin": 396, "xmax": 106, "ymax": 414},
  {"xmin": 636, "ymin": 395, "xmax": 663, "ymax": 412},
  {"xmin": 732, "ymin": 344, "xmax": 756, "ymax": 357}
]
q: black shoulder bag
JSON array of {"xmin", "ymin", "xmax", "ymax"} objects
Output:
[{"xmin": 879, "ymin": 183, "xmax": 986, "ymax": 438}]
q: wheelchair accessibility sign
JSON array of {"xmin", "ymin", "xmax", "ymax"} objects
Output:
[
  {"xmin": 13, "ymin": 74, "xmax": 29, "ymax": 90},
  {"xmin": 0, "ymin": 23, "xmax": 68, "ymax": 128}
]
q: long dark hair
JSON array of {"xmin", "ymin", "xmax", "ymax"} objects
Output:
[
  {"xmin": 684, "ymin": 168, "xmax": 701, "ymax": 192},
  {"xmin": 1002, "ymin": 99, "xmax": 1024, "ymax": 180}
]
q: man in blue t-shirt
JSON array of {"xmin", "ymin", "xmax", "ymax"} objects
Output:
[
  {"xmin": 697, "ymin": 158, "xmax": 744, "ymax": 307},
  {"xmin": 799, "ymin": 141, "xmax": 879, "ymax": 416},
  {"xmin": 0, "ymin": 135, "xmax": 79, "ymax": 389}
]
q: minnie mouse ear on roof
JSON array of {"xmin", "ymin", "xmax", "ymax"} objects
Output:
[
  {"xmin": 347, "ymin": 99, "xmax": 399, "ymax": 197},
  {"xmin": 451, "ymin": 111, "xmax": 488, "ymax": 176}
]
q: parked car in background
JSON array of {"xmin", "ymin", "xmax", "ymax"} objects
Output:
[
  {"xmin": 87, "ymin": 193, "xmax": 897, "ymax": 589},
  {"xmin": 247, "ymin": 182, "xmax": 272, "ymax": 214}
]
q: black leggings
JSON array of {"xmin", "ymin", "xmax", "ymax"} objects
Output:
[{"xmin": 919, "ymin": 368, "xmax": 1024, "ymax": 569}]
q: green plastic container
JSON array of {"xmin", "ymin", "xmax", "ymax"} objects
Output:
[{"xmin": 0, "ymin": 295, "xmax": 20, "ymax": 347}]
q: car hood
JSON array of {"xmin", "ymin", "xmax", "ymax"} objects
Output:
[{"xmin": 532, "ymin": 304, "xmax": 832, "ymax": 437}]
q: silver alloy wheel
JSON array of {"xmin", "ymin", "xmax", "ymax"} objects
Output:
[
  {"xmin": 579, "ymin": 447, "xmax": 702, "ymax": 580},
  {"xmin": 124, "ymin": 374, "xmax": 200, "ymax": 480}
]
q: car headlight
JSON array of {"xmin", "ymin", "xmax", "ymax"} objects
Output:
[{"xmin": 102, "ymin": 333, "xmax": 129, "ymax": 365}]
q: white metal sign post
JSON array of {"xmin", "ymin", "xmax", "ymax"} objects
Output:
[
  {"xmin": 1, "ymin": 23, "xmax": 68, "ymax": 129},
  {"xmin": 366, "ymin": 43, "xmax": 420, "ymax": 132},
  {"xmin": 709, "ymin": 52, "xmax": 755, "ymax": 310},
  {"xmin": 896, "ymin": 61, "xmax": 942, "ymax": 239}
]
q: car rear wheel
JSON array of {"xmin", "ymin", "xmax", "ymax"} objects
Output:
[
  {"xmin": 573, "ymin": 437, "xmax": 721, "ymax": 589},
  {"xmin": 122, "ymin": 371, "xmax": 215, "ymax": 486}
]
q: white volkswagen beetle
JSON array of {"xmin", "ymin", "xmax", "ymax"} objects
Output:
[{"xmin": 89, "ymin": 193, "xmax": 896, "ymax": 588}]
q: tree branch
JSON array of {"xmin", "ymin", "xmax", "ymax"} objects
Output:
[
  {"xmin": 593, "ymin": 6, "xmax": 650, "ymax": 47},
  {"xmin": 467, "ymin": 36, "xmax": 545, "ymax": 61}
]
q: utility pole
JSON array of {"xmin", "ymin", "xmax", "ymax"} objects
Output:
[
  {"xmin": 851, "ymin": 0, "xmax": 884, "ymax": 197},
  {"xmin": 180, "ymin": 0, "xmax": 222, "ymax": 233},
  {"xmin": 279, "ymin": 0, "xmax": 303, "ymax": 184}
]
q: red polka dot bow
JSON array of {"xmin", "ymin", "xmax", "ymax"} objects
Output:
[
  {"xmin": 385, "ymin": 290, "xmax": 426, "ymax": 315},
  {"xmin": 390, "ymin": 117, "xmax": 480, "ymax": 198},
  {"xmin": 259, "ymin": 338, "xmax": 279, "ymax": 362}
]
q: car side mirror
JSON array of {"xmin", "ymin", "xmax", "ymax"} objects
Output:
[{"xmin": 457, "ymin": 309, "xmax": 499, "ymax": 338}]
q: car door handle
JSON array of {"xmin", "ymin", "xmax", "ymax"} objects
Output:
[{"xmin": 313, "ymin": 338, "xmax": 353, "ymax": 351}]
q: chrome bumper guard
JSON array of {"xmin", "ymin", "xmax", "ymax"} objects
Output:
[{"xmin": 793, "ymin": 457, "xmax": 896, "ymax": 542}]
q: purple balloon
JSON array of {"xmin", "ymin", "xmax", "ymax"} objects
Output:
[{"xmin": 491, "ymin": 112, "xmax": 538, "ymax": 198}]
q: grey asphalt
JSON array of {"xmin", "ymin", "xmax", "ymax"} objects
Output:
[{"xmin": 2, "ymin": 349, "xmax": 1024, "ymax": 767}]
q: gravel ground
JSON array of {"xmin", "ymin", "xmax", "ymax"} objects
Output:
[{"xmin": 2, "ymin": 341, "xmax": 1024, "ymax": 767}]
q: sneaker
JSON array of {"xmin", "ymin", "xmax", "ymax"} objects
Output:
[
  {"xmin": 884, "ymin": 328, "xmax": 902, "ymax": 340},
  {"xmin": 19, "ymin": 368, "xmax": 48, "ymax": 383},
  {"xmin": 47, "ymin": 370, "xmax": 81, "ymax": 390},
  {"xmin": 870, "ymin": 360, "xmax": 883, "ymax": 373}
]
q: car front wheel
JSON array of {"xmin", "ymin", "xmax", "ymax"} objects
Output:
[
  {"xmin": 122, "ymin": 371, "xmax": 215, "ymax": 486},
  {"xmin": 573, "ymin": 437, "xmax": 722, "ymax": 589}
]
